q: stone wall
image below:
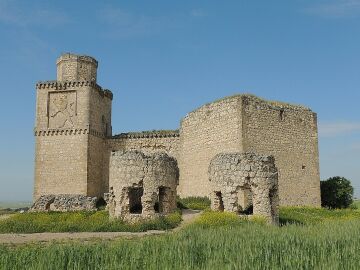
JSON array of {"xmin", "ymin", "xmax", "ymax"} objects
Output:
[
  {"xmin": 87, "ymin": 135, "xmax": 108, "ymax": 197},
  {"xmin": 108, "ymin": 151, "xmax": 178, "ymax": 221},
  {"xmin": 208, "ymin": 152, "xmax": 279, "ymax": 225},
  {"xmin": 89, "ymin": 86, "xmax": 112, "ymax": 138},
  {"xmin": 177, "ymin": 94, "xmax": 320, "ymax": 206},
  {"xmin": 108, "ymin": 131, "xmax": 180, "ymax": 159},
  {"xmin": 241, "ymin": 95, "xmax": 321, "ymax": 206},
  {"xmin": 178, "ymin": 97, "xmax": 243, "ymax": 197},
  {"xmin": 86, "ymin": 79, "xmax": 113, "ymax": 197},
  {"xmin": 34, "ymin": 133, "xmax": 89, "ymax": 199}
]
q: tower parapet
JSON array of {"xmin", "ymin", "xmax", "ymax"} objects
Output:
[{"xmin": 56, "ymin": 53, "xmax": 98, "ymax": 82}]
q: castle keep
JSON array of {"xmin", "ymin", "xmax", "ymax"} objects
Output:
[{"xmin": 34, "ymin": 53, "xmax": 321, "ymax": 211}]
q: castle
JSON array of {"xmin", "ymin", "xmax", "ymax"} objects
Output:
[{"xmin": 33, "ymin": 53, "xmax": 321, "ymax": 209}]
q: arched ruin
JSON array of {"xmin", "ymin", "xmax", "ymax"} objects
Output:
[
  {"xmin": 208, "ymin": 152, "xmax": 279, "ymax": 224},
  {"xmin": 108, "ymin": 151, "xmax": 178, "ymax": 222}
]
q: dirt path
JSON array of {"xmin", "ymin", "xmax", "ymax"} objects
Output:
[
  {"xmin": 173, "ymin": 209, "xmax": 201, "ymax": 231},
  {"xmin": 0, "ymin": 209, "xmax": 201, "ymax": 244}
]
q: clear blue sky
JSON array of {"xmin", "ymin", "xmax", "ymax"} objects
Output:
[{"xmin": 0, "ymin": 0, "xmax": 359, "ymax": 201}]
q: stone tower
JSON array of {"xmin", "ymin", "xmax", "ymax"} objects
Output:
[{"xmin": 33, "ymin": 53, "xmax": 113, "ymax": 200}]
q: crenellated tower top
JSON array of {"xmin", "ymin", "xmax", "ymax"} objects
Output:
[{"xmin": 56, "ymin": 53, "xmax": 98, "ymax": 82}]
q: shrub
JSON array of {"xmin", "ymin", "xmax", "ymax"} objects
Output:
[
  {"xmin": 321, "ymin": 176, "xmax": 354, "ymax": 209},
  {"xmin": 177, "ymin": 196, "xmax": 211, "ymax": 210}
]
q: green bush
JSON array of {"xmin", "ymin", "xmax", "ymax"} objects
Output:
[
  {"xmin": 177, "ymin": 196, "xmax": 211, "ymax": 210},
  {"xmin": 321, "ymin": 176, "xmax": 354, "ymax": 209},
  {"xmin": 0, "ymin": 210, "xmax": 182, "ymax": 233}
]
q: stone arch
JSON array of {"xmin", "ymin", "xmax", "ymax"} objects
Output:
[
  {"xmin": 208, "ymin": 152, "xmax": 279, "ymax": 224},
  {"xmin": 108, "ymin": 151, "xmax": 179, "ymax": 222},
  {"xmin": 236, "ymin": 184, "xmax": 253, "ymax": 214}
]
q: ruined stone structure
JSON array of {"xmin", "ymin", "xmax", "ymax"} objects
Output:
[
  {"xmin": 208, "ymin": 153, "xmax": 279, "ymax": 224},
  {"xmin": 107, "ymin": 151, "xmax": 178, "ymax": 221},
  {"xmin": 33, "ymin": 53, "xmax": 321, "ymax": 210},
  {"xmin": 31, "ymin": 194, "xmax": 98, "ymax": 212}
]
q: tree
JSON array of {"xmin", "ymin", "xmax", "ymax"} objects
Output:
[{"xmin": 320, "ymin": 176, "xmax": 354, "ymax": 209}]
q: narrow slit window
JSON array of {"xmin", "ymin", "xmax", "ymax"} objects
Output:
[{"xmin": 279, "ymin": 109, "xmax": 285, "ymax": 121}]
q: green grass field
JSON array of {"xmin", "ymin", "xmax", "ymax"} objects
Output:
[
  {"xmin": 177, "ymin": 196, "xmax": 211, "ymax": 210},
  {"xmin": 1, "ymin": 207, "xmax": 360, "ymax": 269},
  {"xmin": 351, "ymin": 200, "xmax": 360, "ymax": 209},
  {"xmin": 0, "ymin": 210, "xmax": 182, "ymax": 233}
]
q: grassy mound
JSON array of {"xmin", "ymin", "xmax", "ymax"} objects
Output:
[{"xmin": 0, "ymin": 210, "xmax": 182, "ymax": 233}]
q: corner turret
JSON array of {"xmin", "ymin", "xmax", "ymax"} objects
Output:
[{"xmin": 56, "ymin": 53, "xmax": 98, "ymax": 82}]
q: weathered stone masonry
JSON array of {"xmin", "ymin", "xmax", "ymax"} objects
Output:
[
  {"xmin": 31, "ymin": 194, "xmax": 99, "ymax": 212},
  {"xmin": 178, "ymin": 95, "xmax": 321, "ymax": 206},
  {"xmin": 34, "ymin": 54, "xmax": 112, "ymax": 200},
  {"xmin": 209, "ymin": 153, "xmax": 279, "ymax": 225},
  {"xmin": 108, "ymin": 151, "xmax": 178, "ymax": 221},
  {"xmin": 108, "ymin": 131, "xmax": 180, "ymax": 160},
  {"xmin": 33, "ymin": 53, "xmax": 321, "ymax": 208}
]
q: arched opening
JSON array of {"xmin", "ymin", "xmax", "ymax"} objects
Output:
[
  {"xmin": 214, "ymin": 191, "xmax": 224, "ymax": 212},
  {"xmin": 96, "ymin": 197, "xmax": 107, "ymax": 210},
  {"xmin": 129, "ymin": 187, "xmax": 144, "ymax": 214},
  {"xmin": 45, "ymin": 197, "xmax": 55, "ymax": 211},
  {"xmin": 237, "ymin": 185, "xmax": 253, "ymax": 215},
  {"xmin": 154, "ymin": 186, "xmax": 171, "ymax": 213}
]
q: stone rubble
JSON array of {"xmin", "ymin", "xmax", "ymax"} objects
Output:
[{"xmin": 30, "ymin": 194, "xmax": 98, "ymax": 212}]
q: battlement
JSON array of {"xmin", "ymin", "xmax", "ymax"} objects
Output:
[
  {"xmin": 56, "ymin": 53, "xmax": 98, "ymax": 82},
  {"xmin": 56, "ymin": 53, "xmax": 98, "ymax": 66},
  {"xmin": 35, "ymin": 80, "xmax": 113, "ymax": 100},
  {"xmin": 34, "ymin": 128, "xmax": 89, "ymax": 136},
  {"xmin": 183, "ymin": 94, "xmax": 313, "ymax": 122},
  {"xmin": 34, "ymin": 126, "xmax": 109, "ymax": 138},
  {"xmin": 112, "ymin": 130, "xmax": 180, "ymax": 139}
]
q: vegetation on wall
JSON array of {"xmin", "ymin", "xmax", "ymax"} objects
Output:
[{"xmin": 320, "ymin": 176, "xmax": 354, "ymax": 209}]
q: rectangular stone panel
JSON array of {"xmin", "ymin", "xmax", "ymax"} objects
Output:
[{"xmin": 48, "ymin": 91, "xmax": 77, "ymax": 129}]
